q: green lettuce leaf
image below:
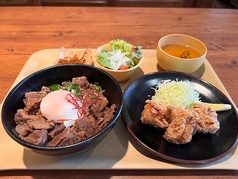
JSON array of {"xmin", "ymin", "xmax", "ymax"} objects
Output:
[
  {"xmin": 110, "ymin": 39, "xmax": 130, "ymax": 53},
  {"xmin": 97, "ymin": 50, "xmax": 112, "ymax": 69}
]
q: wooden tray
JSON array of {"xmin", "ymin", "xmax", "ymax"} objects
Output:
[{"xmin": 0, "ymin": 49, "xmax": 237, "ymax": 170}]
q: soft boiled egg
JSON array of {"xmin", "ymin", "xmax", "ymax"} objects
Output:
[{"xmin": 40, "ymin": 90, "xmax": 82, "ymax": 126}]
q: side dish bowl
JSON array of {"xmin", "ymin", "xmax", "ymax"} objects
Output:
[
  {"xmin": 1, "ymin": 65, "xmax": 123, "ymax": 155},
  {"xmin": 94, "ymin": 43, "xmax": 143, "ymax": 82},
  {"xmin": 156, "ymin": 34, "xmax": 207, "ymax": 73}
]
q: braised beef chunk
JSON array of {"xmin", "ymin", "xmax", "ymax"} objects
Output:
[
  {"xmin": 41, "ymin": 86, "xmax": 51, "ymax": 93},
  {"xmin": 71, "ymin": 76, "xmax": 89, "ymax": 87},
  {"xmin": 14, "ymin": 76, "xmax": 116, "ymax": 147},
  {"xmin": 95, "ymin": 104, "xmax": 116, "ymax": 130},
  {"xmin": 15, "ymin": 109, "xmax": 30, "ymax": 124},
  {"xmin": 15, "ymin": 109, "xmax": 54, "ymax": 130},
  {"xmin": 47, "ymin": 127, "xmax": 71, "ymax": 146},
  {"xmin": 57, "ymin": 131, "xmax": 77, "ymax": 146},
  {"xmin": 23, "ymin": 91, "xmax": 47, "ymax": 114},
  {"xmin": 27, "ymin": 116, "xmax": 54, "ymax": 130},
  {"xmin": 14, "ymin": 109, "xmax": 55, "ymax": 146},
  {"xmin": 22, "ymin": 129, "xmax": 48, "ymax": 146},
  {"xmin": 90, "ymin": 95, "xmax": 109, "ymax": 113},
  {"xmin": 48, "ymin": 123, "xmax": 66, "ymax": 139},
  {"xmin": 74, "ymin": 116, "xmax": 98, "ymax": 138},
  {"xmin": 15, "ymin": 123, "xmax": 33, "ymax": 137}
]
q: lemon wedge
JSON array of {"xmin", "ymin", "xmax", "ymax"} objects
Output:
[{"xmin": 203, "ymin": 103, "xmax": 231, "ymax": 112}]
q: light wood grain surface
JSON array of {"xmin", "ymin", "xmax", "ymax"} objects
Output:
[{"xmin": 0, "ymin": 7, "xmax": 237, "ymax": 178}]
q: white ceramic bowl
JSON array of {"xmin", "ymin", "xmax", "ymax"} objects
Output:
[
  {"xmin": 94, "ymin": 43, "xmax": 143, "ymax": 82},
  {"xmin": 156, "ymin": 34, "xmax": 207, "ymax": 73}
]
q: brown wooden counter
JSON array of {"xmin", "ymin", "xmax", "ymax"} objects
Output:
[{"xmin": 0, "ymin": 7, "xmax": 237, "ymax": 178}]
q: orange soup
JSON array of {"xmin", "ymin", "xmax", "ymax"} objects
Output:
[{"xmin": 162, "ymin": 43, "xmax": 201, "ymax": 59}]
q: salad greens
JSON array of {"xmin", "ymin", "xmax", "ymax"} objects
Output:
[
  {"xmin": 110, "ymin": 39, "xmax": 131, "ymax": 53},
  {"xmin": 97, "ymin": 39, "xmax": 142, "ymax": 70}
]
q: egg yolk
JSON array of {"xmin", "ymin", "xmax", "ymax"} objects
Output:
[{"xmin": 40, "ymin": 90, "xmax": 82, "ymax": 122}]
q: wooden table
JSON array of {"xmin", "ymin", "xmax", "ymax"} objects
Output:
[{"xmin": 0, "ymin": 7, "xmax": 237, "ymax": 178}]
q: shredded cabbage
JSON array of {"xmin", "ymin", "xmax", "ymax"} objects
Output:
[{"xmin": 151, "ymin": 79, "xmax": 200, "ymax": 109}]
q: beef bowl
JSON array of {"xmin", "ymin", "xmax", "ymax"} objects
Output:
[{"xmin": 1, "ymin": 65, "xmax": 123, "ymax": 155}]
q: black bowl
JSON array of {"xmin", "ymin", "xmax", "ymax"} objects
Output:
[{"xmin": 1, "ymin": 65, "xmax": 123, "ymax": 155}]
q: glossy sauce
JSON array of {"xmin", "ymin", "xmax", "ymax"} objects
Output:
[{"xmin": 162, "ymin": 43, "xmax": 201, "ymax": 59}]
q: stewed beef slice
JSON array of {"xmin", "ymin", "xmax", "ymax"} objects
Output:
[
  {"xmin": 15, "ymin": 109, "xmax": 54, "ymax": 130},
  {"xmin": 94, "ymin": 104, "xmax": 116, "ymax": 131},
  {"xmin": 27, "ymin": 115, "xmax": 54, "ymax": 130},
  {"xmin": 15, "ymin": 123, "xmax": 33, "ymax": 137},
  {"xmin": 48, "ymin": 123, "xmax": 66, "ymax": 139},
  {"xmin": 47, "ymin": 127, "xmax": 71, "ymax": 146},
  {"xmin": 71, "ymin": 76, "xmax": 89, "ymax": 87},
  {"xmin": 90, "ymin": 94, "xmax": 109, "ymax": 113},
  {"xmin": 73, "ymin": 116, "xmax": 98, "ymax": 138},
  {"xmin": 22, "ymin": 129, "xmax": 48, "ymax": 146},
  {"xmin": 23, "ymin": 91, "xmax": 47, "ymax": 114}
]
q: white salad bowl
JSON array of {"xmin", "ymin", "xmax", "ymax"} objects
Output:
[{"xmin": 94, "ymin": 42, "xmax": 143, "ymax": 83}]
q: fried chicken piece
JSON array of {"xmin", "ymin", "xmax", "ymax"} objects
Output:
[
  {"xmin": 163, "ymin": 106, "xmax": 199, "ymax": 144},
  {"xmin": 140, "ymin": 100, "xmax": 169, "ymax": 129},
  {"xmin": 140, "ymin": 101, "xmax": 220, "ymax": 145},
  {"xmin": 193, "ymin": 103, "xmax": 220, "ymax": 134}
]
